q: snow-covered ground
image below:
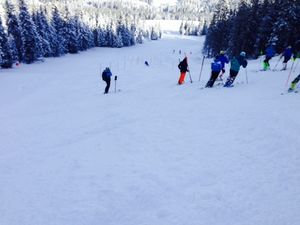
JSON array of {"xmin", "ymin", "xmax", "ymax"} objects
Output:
[{"xmin": 0, "ymin": 34, "xmax": 300, "ymax": 225}]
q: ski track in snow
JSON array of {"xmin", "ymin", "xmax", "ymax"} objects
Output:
[{"xmin": 0, "ymin": 34, "xmax": 300, "ymax": 225}]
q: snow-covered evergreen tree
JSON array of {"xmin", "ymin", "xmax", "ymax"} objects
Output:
[
  {"xmin": 269, "ymin": 0, "xmax": 300, "ymax": 52},
  {"xmin": 0, "ymin": 17, "xmax": 13, "ymax": 68},
  {"xmin": 204, "ymin": 0, "xmax": 230, "ymax": 56},
  {"xmin": 51, "ymin": 6, "xmax": 66, "ymax": 55},
  {"xmin": 33, "ymin": 9, "xmax": 52, "ymax": 57},
  {"xmin": 62, "ymin": 7, "xmax": 79, "ymax": 54},
  {"xmin": 98, "ymin": 27, "xmax": 108, "ymax": 47},
  {"xmin": 18, "ymin": 0, "xmax": 42, "ymax": 63},
  {"xmin": 130, "ymin": 24, "xmax": 137, "ymax": 45},
  {"xmin": 5, "ymin": 0, "xmax": 23, "ymax": 62},
  {"xmin": 8, "ymin": 34, "xmax": 18, "ymax": 63},
  {"xmin": 136, "ymin": 30, "xmax": 143, "ymax": 44},
  {"xmin": 112, "ymin": 31, "xmax": 123, "ymax": 48},
  {"xmin": 116, "ymin": 19, "xmax": 133, "ymax": 47},
  {"xmin": 150, "ymin": 27, "xmax": 159, "ymax": 40},
  {"xmin": 204, "ymin": 0, "xmax": 300, "ymax": 58}
]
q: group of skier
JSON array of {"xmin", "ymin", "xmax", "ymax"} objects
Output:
[
  {"xmin": 177, "ymin": 50, "xmax": 248, "ymax": 88},
  {"xmin": 101, "ymin": 42, "xmax": 300, "ymax": 94},
  {"xmin": 176, "ymin": 41, "xmax": 300, "ymax": 92},
  {"xmin": 262, "ymin": 41, "xmax": 300, "ymax": 92}
]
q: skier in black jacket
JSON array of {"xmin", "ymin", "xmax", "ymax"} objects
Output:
[{"xmin": 177, "ymin": 57, "xmax": 189, "ymax": 85}]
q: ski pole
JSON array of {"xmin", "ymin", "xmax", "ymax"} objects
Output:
[
  {"xmin": 198, "ymin": 55, "xmax": 205, "ymax": 82},
  {"xmin": 273, "ymin": 55, "xmax": 282, "ymax": 71},
  {"xmin": 245, "ymin": 67, "xmax": 249, "ymax": 84},
  {"xmin": 114, "ymin": 75, "xmax": 117, "ymax": 93},
  {"xmin": 284, "ymin": 60, "xmax": 295, "ymax": 88},
  {"xmin": 293, "ymin": 59, "xmax": 299, "ymax": 72}
]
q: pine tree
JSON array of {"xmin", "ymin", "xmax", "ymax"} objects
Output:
[
  {"xmin": 270, "ymin": 0, "xmax": 300, "ymax": 52},
  {"xmin": 33, "ymin": 8, "xmax": 52, "ymax": 57},
  {"xmin": 8, "ymin": 34, "xmax": 18, "ymax": 63},
  {"xmin": 201, "ymin": 21, "xmax": 208, "ymax": 35},
  {"xmin": 62, "ymin": 7, "xmax": 78, "ymax": 54},
  {"xmin": 254, "ymin": 0, "xmax": 275, "ymax": 56},
  {"xmin": 18, "ymin": 0, "xmax": 42, "ymax": 63},
  {"xmin": 112, "ymin": 31, "xmax": 123, "ymax": 48},
  {"xmin": 98, "ymin": 27, "xmax": 108, "ymax": 47},
  {"xmin": 150, "ymin": 27, "xmax": 159, "ymax": 40},
  {"xmin": 116, "ymin": 19, "xmax": 132, "ymax": 47},
  {"xmin": 51, "ymin": 6, "xmax": 66, "ymax": 55},
  {"xmin": 136, "ymin": 30, "xmax": 143, "ymax": 44},
  {"xmin": 106, "ymin": 22, "xmax": 114, "ymax": 47},
  {"xmin": 130, "ymin": 24, "xmax": 137, "ymax": 45},
  {"xmin": 0, "ymin": 17, "xmax": 13, "ymax": 68},
  {"xmin": 5, "ymin": 0, "xmax": 23, "ymax": 62},
  {"xmin": 204, "ymin": 0, "xmax": 230, "ymax": 56},
  {"xmin": 228, "ymin": 0, "xmax": 251, "ymax": 56},
  {"xmin": 179, "ymin": 21, "xmax": 184, "ymax": 35}
]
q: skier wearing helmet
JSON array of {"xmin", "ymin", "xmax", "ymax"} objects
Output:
[
  {"xmin": 281, "ymin": 46, "xmax": 293, "ymax": 70},
  {"xmin": 216, "ymin": 50, "xmax": 229, "ymax": 80},
  {"xmin": 224, "ymin": 51, "xmax": 248, "ymax": 87}
]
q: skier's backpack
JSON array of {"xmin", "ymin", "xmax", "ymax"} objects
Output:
[{"xmin": 102, "ymin": 71, "xmax": 107, "ymax": 81}]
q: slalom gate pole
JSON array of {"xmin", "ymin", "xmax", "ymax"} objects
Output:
[
  {"xmin": 284, "ymin": 60, "xmax": 295, "ymax": 88},
  {"xmin": 188, "ymin": 70, "xmax": 193, "ymax": 83},
  {"xmin": 114, "ymin": 76, "xmax": 117, "ymax": 93},
  {"xmin": 198, "ymin": 55, "xmax": 205, "ymax": 82}
]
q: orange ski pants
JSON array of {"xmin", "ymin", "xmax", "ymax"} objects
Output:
[{"xmin": 178, "ymin": 72, "xmax": 186, "ymax": 85}]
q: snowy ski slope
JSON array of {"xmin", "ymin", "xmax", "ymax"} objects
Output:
[{"xmin": 0, "ymin": 34, "xmax": 299, "ymax": 225}]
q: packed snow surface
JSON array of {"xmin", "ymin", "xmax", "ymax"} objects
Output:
[{"xmin": 0, "ymin": 34, "xmax": 299, "ymax": 225}]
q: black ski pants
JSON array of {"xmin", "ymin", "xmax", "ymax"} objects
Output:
[
  {"xmin": 206, "ymin": 71, "xmax": 221, "ymax": 87},
  {"xmin": 224, "ymin": 69, "xmax": 239, "ymax": 86},
  {"xmin": 292, "ymin": 74, "xmax": 300, "ymax": 84},
  {"xmin": 264, "ymin": 56, "xmax": 272, "ymax": 65},
  {"xmin": 104, "ymin": 77, "xmax": 111, "ymax": 94}
]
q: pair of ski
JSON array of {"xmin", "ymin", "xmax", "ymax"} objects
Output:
[
  {"xmin": 281, "ymin": 89, "xmax": 298, "ymax": 95},
  {"xmin": 200, "ymin": 81, "xmax": 243, "ymax": 90}
]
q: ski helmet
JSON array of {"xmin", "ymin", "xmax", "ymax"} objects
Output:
[
  {"xmin": 240, "ymin": 51, "xmax": 246, "ymax": 57},
  {"xmin": 220, "ymin": 50, "xmax": 225, "ymax": 54}
]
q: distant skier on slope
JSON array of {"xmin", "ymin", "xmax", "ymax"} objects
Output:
[
  {"xmin": 224, "ymin": 51, "xmax": 248, "ymax": 87},
  {"xmin": 263, "ymin": 45, "xmax": 275, "ymax": 71},
  {"xmin": 288, "ymin": 74, "xmax": 300, "ymax": 92},
  {"xmin": 288, "ymin": 41, "xmax": 300, "ymax": 92},
  {"xmin": 215, "ymin": 50, "xmax": 229, "ymax": 80},
  {"xmin": 281, "ymin": 46, "xmax": 293, "ymax": 70},
  {"xmin": 102, "ymin": 67, "xmax": 112, "ymax": 94},
  {"xmin": 206, "ymin": 58, "xmax": 222, "ymax": 88},
  {"xmin": 177, "ymin": 57, "xmax": 189, "ymax": 85},
  {"xmin": 293, "ymin": 40, "xmax": 300, "ymax": 60}
]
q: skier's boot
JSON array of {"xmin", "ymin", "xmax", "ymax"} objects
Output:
[
  {"xmin": 288, "ymin": 82, "xmax": 296, "ymax": 92},
  {"xmin": 263, "ymin": 62, "xmax": 269, "ymax": 71},
  {"xmin": 282, "ymin": 63, "xmax": 287, "ymax": 71}
]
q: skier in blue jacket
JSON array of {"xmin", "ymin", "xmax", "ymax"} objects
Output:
[
  {"xmin": 216, "ymin": 50, "xmax": 229, "ymax": 80},
  {"xmin": 224, "ymin": 51, "xmax": 248, "ymax": 87},
  {"xmin": 282, "ymin": 46, "xmax": 293, "ymax": 70},
  {"xmin": 102, "ymin": 67, "xmax": 112, "ymax": 94},
  {"xmin": 263, "ymin": 45, "xmax": 275, "ymax": 70},
  {"xmin": 206, "ymin": 59, "xmax": 222, "ymax": 88}
]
